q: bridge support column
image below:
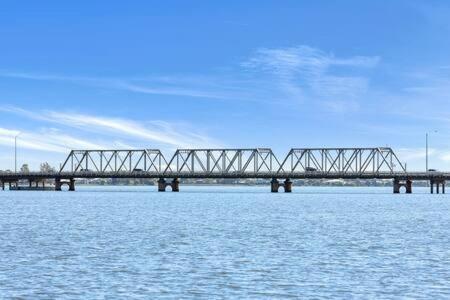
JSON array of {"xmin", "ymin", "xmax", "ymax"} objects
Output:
[
  {"xmin": 157, "ymin": 178, "xmax": 179, "ymax": 192},
  {"xmin": 55, "ymin": 178, "xmax": 62, "ymax": 191},
  {"xmin": 271, "ymin": 178, "xmax": 280, "ymax": 193},
  {"xmin": 158, "ymin": 178, "xmax": 166, "ymax": 192},
  {"xmin": 393, "ymin": 179, "xmax": 400, "ymax": 194},
  {"xmin": 430, "ymin": 179, "xmax": 445, "ymax": 194},
  {"xmin": 9, "ymin": 181, "xmax": 18, "ymax": 190},
  {"xmin": 271, "ymin": 178, "xmax": 292, "ymax": 193},
  {"xmin": 406, "ymin": 179, "xmax": 412, "ymax": 194},
  {"xmin": 393, "ymin": 178, "xmax": 412, "ymax": 194},
  {"xmin": 171, "ymin": 178, "xmax": 180, "ymax": 192},
  {"xmin": 284, "ymin": 179, "xmax": 292, "ymax": 193},
  {"xmin": 1, "ymin": 181, "xmax": 4, "ymax": 191},
  {"xmin": 69, "ymin": 179, "xmax": 75, "ymax": 191}
]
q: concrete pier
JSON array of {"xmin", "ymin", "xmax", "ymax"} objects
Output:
[
  {"xmin": 55, "ymin": 178, "xmax": 75, "ymax": 191},
  {"xmin": 271, "ymin": 178, "xmax": 292, "ymax": 193},
  {"xmin": 393, "ymin": 178, "xmax": 412, "ymax": 194},
  {"xmin": 157, "ymin": 178, "xmax": 180, "ymax": 192},
  {"xmin": 430, "ymin": 179, "xmax": 446, "ymax": 194}
]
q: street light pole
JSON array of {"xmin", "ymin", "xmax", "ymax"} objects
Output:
[
  {"xmin": 426, "ymin": 130, "xmax": 437, "ymax": 172},
  {"xmin": 14, "ymin": 132, "xmax": 21, "ymax": 173},
  {"xmin": 426, "ymin": 133, "xmax": 428, "ymax": 172}
]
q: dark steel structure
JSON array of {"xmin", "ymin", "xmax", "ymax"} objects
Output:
[
  {"xmin": 278, "ymin": 148, "xmax": 406, "ymax": 174},
  {"xmin": 60, "ymin": 149, "xmax": 168, "ymax": 174},
  {"xmin": 164, "ymin": 148, "xmax": 281, "ymax": 177},
  {"xmin": 0, "ymin": 147, "xmax": 448, "ymax": 194}
]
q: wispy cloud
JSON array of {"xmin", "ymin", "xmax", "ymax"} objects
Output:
[
  {"xmin": 0, "ymin": 127, "xmax": 105, "ymax": 153},
  {"xmin": 0, "ymin": 45, "xmax": 380, "ymax": 110},
  {"xmin": 242, "ymin": 45, "xmax": 380, "ymax": 111},
  {"xmin": 0, "ymin": 71, "xmax": 249, "ymax": 101},
  {"xmin": 397, "ymin": 147, "xmax": 432, "ymax": 161},
  {"xmin": 0, "ymin": 106, "xmax": 222, "ymax": 149}
]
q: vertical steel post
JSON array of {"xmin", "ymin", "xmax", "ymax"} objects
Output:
[{"xmin": 426, "ymin": 133, "xmax": 428, "ymax": 172}]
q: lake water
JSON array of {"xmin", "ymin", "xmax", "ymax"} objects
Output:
[{"xmin": 1, "ymin": 186, "xmax": 450, "ymax": 299}]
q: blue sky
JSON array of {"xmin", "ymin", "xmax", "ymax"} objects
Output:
[{"xmin": 1, "ymin": 0, "xmax": 450, "ymax": 171}]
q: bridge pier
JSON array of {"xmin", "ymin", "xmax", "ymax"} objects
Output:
[
  {"xmin": 69, "ymin": 179, "xmax": 75, "ymax": 191},
  {"xmin": 171, "ymin": 178, "xmax": 180, "ymax": 192},
  {"xmin": 9, "ymin": 181, "xmax": 17, "ymax": 190},
  {"xmin": 28, "ymin": 180, "xmax": 40, "ymax": 188},
  {"xmin": 284, "ymin": 179, "xmax": 292, "ymax": 193},
  {"xmin": 271, "ymin": 178, "xmax": 279, "ymax": 192},
  {"xmin": 393, "ymin": 178, "xmax": 412, "ymax": 194},
  {"xmin": 1, "ymin": 181, "xmax": 4, "ymax": 191},
  {"xmin": 55, "ymin": 178, "xmax": 61, "ymax": 191},
  {"xmin": 271, "ymin": 178, "xmax": 292, "ymax": 193},
  {"xmin": 430, "ymin": 179, "xmax": 446, "ymax": 194},
  {"xmin": 157, "ymin": 178, "xmax": 179, "ymax": 192},
  {"xmin": 55, "ymin": 178, "xmax": 75, "ymax": 191}
]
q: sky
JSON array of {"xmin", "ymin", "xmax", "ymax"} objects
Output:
[{"xmin": 1, "ymin": 0, "xmax": 450, "ymax": 171}]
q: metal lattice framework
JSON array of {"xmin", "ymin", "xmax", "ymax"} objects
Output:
[
  {"xmin": 164, "ymin": 148, "xmax": 281, "ymax": 175},
  {"xmin": 56, "ymin": 147, "xmax": 407, "ymax": 177},
  {"xmin": 278, "ymin": 148, "xmax": 406, "ymax": 174},
  {"xmin": 59, "ymin": 150, "xmax": 168, "ymax": 173}
]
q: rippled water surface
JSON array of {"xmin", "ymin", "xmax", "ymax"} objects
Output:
[{"xmin": 1, "ymin": 186, "xmax": 450, "ymax": 299}]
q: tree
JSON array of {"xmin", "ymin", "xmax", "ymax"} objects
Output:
[
  {"xmin": 20, "ymin": 164, "xmax": 30, "ymax": 173},
  {"xmin": 40, "ymin": 162, "xmax": 55, "ymax": 173}
]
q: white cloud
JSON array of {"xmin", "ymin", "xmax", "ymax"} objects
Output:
[
  {"xmin": 0, "ymin": 106, "xmax": 222, "ymax": 149},
  {"xmin": 242, "ymin": 46, "xmax": 379, "ymax": 76},
  {"xmin": 0, "ymin": 71, "xmax": 245, "ymax": 101},
  {"xmin": 0, "ymin": 45, "xmax": 380, "ymax": 109},
  {"xmin": 0, "ymin": 127, "xmax": 104, "ymax": 153},
  {"xmin": 440, "ymin": 152, "xmax": 450, "ymax": 162},
  {"xmin": 242, "ymin": 45, "xmax": 379, "ymax": 111},
  {"xmin": 397, "ymin": 147, "xmax": 431, "ymax": 161}
]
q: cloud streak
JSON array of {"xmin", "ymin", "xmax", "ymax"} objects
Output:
[
  {"xmin": 0, "ymin": 45, "xmax": 380, "ymax": 110},
  {"xmin": 0, "ymin": 71, "xmax": 248, "ymax": 101},
  {"xmin": 242, "ymin": 45, "xmax": 380, "ymax": 111},
  {"xmin": 0, "ymin": 106, "xmax": 222, "ymax": 150},
  {"xmin": 0, "ymin": 127, "xmax": 105, "ymax": 153}
]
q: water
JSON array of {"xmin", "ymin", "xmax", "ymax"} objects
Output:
[{"xmin": 1, "ymin": 186, "xmax": 450, "ymax": 299}]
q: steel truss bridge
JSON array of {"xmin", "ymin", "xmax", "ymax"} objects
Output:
[{"xmin": 1, "ymin": 147, "xmax": 449, "ymax": 193}]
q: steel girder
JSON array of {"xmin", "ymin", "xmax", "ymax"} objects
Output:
[
  {"xmin": 59, "ymin": 149, "xmax": 168, "ymax": 173},
  {"xmin": 163, "ymin": 148, "xmax": 281, "ymax": 176},
  {"xmin": 278, "ymin": 147, "xmax": 406, "ymax": 175},
  {"xmin": 56, "ymin": 147, "xmax": 406, "ymax": 176}
]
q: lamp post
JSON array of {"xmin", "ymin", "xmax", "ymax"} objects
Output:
[
  {"xmin": 426, "ymin": 130, "xmax": 437, "ymax": 172},
  {"xmin": 14, "ymin": 132, "xmax": 21, "ymax": 173},
  {"xmin": 426, "ymin": 133, "xmax": 428, "ymax": 172}
]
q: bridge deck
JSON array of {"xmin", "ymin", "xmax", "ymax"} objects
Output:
[{"xmin": 1, "ymin": 171, "xmax": 449, "ymax": 181}]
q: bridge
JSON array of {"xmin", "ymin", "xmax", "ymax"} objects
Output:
[{"xmin": 0, "ymin": 147, "xmax": 448, "ymax": 194}]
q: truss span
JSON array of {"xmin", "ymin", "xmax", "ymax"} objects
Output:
[
  {"xmin": 164, "ymin": 148, "xmax": 281, "ymax": 176},
  {"xmin": 278, "ymin": 147, "xmax": 406, "ymax": 175},
  {"xmin": 57, "ymin": 147, "xmax": 406, "ymax": 177},
  {"xmin": 59, "ymin": 149, "xmax": 168, "ymax": 174}
]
